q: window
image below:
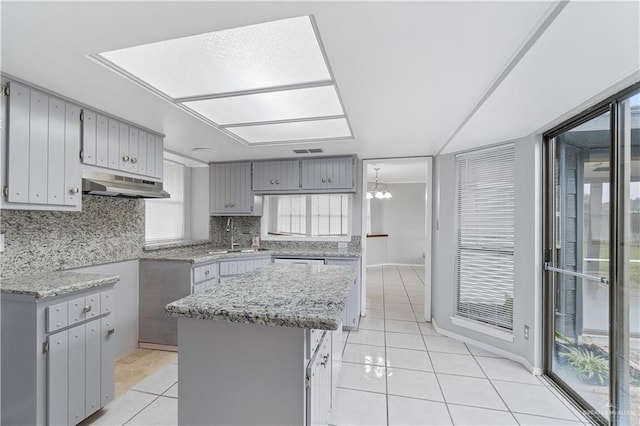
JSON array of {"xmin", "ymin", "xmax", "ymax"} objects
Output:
[
  {"xmin": 262, "ymin": 194, "xmax": 350, "ymax": 240},
  {"xmin": 455, "ymin": 144, "xmax": 515, "ymax": 331},
  {"xmin": 145, "ymin": 160, "xmax": 185, "ymax": 242}
]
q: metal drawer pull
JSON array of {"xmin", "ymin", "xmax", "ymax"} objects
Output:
[
  {"xmin": 70, "ymin": 187, "xmax": 79, "ymax": 193},
  {"xmin": 327, "ymin": 177, "xmax": 332, "ymax": 183},
  {"xmin": 131, "ymin": 157, "xmax": 138, "ymax": 164},
  {"xmin": 82, "ymin": 305, "xmax": 92, "ymax": 313},
  {"xmin": 276, "ymin": 180, "xmax": 280, "ymax": 184},
  {"xmin": 205, "ymin": 270, "xmax": 210, "ymax": 275},
  {"xmin": 122, "ymin": 155, "xmax": 130, "ymax": 162},
  {"xmin": 107, "ymin": 328, "xmax": 115, "ymax": 335}
]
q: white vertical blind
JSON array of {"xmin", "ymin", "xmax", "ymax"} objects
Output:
[
  {"xmin": 266, "ymin": 194, "xmax": 350, "ymax": 238},
  {"xmin": 145, "ymin": 160, "xmax": 185, "ymax": 242},
  {"xmin": 455, "ymin": 144, "xmax": 515, "ymax": 331}
]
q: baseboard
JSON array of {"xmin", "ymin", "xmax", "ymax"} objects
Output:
[
  {"xmin": 139, "ymin": 342, "xmax": 178, "ymax": 352},
  {"xmin": 366, "ymin": 263, "xmax": 424, "ymax": 269},
  {"xmin": 431, "ymin": 318, "xmax": 540, "ymax": 375}
]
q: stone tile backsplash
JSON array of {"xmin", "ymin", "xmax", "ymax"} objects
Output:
[{"xmin": 0, "ymin": 195, "xmax": 145, "ymax": 278}]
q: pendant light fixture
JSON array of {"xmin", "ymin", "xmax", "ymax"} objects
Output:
[{"xmin": 366, "ymin": 168, "xmax": 392, "ymax": 199}]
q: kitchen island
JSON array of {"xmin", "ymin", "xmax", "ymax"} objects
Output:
[{"xmin": 165, "ymin": 263, "xmax": 356, "ymax": 426}]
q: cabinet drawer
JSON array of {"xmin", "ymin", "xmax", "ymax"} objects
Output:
[
  {"xmin": 47, "ymin": 301, "xmax": 68, "ymax": 332},
  {"xmin": 193, "ymin": 263, "xmax": 218, "ymax": 283},
  {"xmin": 101, "ymin": 290, "xmax": 113, "ymax": 315}
]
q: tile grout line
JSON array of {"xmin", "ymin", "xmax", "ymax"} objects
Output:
[
  {"xmin": 382, "ymin": 265, "xmax": 390, "ymax": 426},
  {"xmin": 465, "ymin": 343, "xmax": 521, "ymax": 425}
]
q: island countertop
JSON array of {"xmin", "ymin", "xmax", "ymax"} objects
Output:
[{"xmin": 165, "ymin": 263, "xmax": 356, "ymax": 330}]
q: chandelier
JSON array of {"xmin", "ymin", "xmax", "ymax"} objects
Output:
[{"xmin": 366, "ymin": 168, "xmax": 392, "ymax": 199}]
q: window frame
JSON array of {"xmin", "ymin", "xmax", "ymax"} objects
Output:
[{"xmin": 260, "ymin": 193, "xmax": 352, "ymax": 242}]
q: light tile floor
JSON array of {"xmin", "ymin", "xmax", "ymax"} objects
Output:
[{"xmin": 84, "ymin": 265, "xmax": 592, "ymax": 425}]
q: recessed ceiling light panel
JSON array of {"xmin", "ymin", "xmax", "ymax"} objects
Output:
[
  {"xmin": 183, "ymin": 85, "xmax": 344, "ymax": 125},
  {"xmin": 94, "ymin": 15, "xmax": 353, "ymax": 146},
  {"xmin": 226, "ymin": 118, "xmax": 352, "ymax": 144},
  {"xmin": 98, "ymin": 16, "xmax": 330, "ymax": 99}
]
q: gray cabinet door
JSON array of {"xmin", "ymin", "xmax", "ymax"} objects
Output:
[
  {"xmin": 95, "ymin": 114, "xmax": 109, "ymax": 168},
  {"xmin": 301, "ymin": 157, "xmax": 355, "ymax": 191},
  {"xmin": 68, "ymin": 324, "xmax": 86, "ymax": 424},
  {"xmin": 107, "ymin": 118, "xmax": 120, "ymax": 170},
  {"xmin": 136, "ymin": 131, "xmax": 146, "ymax": 176},
  {"xmin": 146, "ymin": 133, "xmax": 156, "ymax": 178},
  {"xmin": 47, "ymin": 98, "xmax": 66, "ymax": 205},
  {"xmin": 64, "ymin": 104, "xmax": 82, "ymax": 206},
  {"xmin": 118, "ymin": 123, "xmax": 130, "ymax": 171},
  {"xmin": 6, "ymin": 83, "xmax": 30, "ymax": 203},
  {"xmin": 101, "ymin": 316, "xmax": 115, "ymax": 407},
  {"xmin": 326, "ymin": 258, "xmax": 361, "ymax": 330},
  {"xmin": 155, "ymin": 135, "xmax": 164, "ymax": 179},
  {"xmin": 48, "ymin": 331, "xmax": 69, "ymax": 426},
  {"xmin": 6, "ymin": 83, "xmax": 81, "ymax": 207},
  {"xmin": 252, "ymin": 160, "xmax": 300, "ymax": 191},
  {"xmin": 86, "ymin": 319, "xmax": 102, "ymax": 416},
  {"xmin": 28, "ymin": 90, "xmax": 48, "ymax": 204},
  {"xmin": 82, "ymin": 110, "xmax": 97, "ymax": 166},
  {"xmin": 210, "ymin": 162, "xmax": 253, "ymax": 214}
]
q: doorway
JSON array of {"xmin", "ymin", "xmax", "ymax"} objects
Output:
[
  {"xmin": 544, "ymin": 86, "xmax": 639, "ymax": 425},
  {"xmin": 360, "ymin": 157, "xmax": 433, "ymax": 320}
]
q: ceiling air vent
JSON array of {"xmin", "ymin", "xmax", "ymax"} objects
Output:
[{"xmin": 293, "ymin": 148, "xmax": 324, "ymax": 154}]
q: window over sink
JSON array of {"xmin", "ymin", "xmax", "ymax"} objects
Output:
[
  {"xmin": 261, "ymin": 194, "xmax": 350, "ymax": 241},
  {"xmin": 145, "ymin": 160, "xmax": 185, "ymax": 242}
]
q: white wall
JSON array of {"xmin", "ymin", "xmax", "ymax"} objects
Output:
[
  {"xmin": 367, "ymin": 183, "xmax": 426, "ymax": 266},
  {"xmin": 189, "ymin": 166, "xmax": 210, "ymax": 240},
  {"xmin": 431, "ymin": 134, "xmax": 542, "ymax": 372}
]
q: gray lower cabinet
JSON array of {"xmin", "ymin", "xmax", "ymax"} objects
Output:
[
  {"xmin": 1, "ymin": 285, "xmax": 115, "ymax": 425},
  {"xmin": 325, "ymin": 258, "xmax": 361, "ymax": 330},
  {"xmin": 218, "ymin": 256, "xmax": 271, "ymax": 282},
  {"xmin": 306, "ymin": 331, "xmax": 333, "ymax": 426}
]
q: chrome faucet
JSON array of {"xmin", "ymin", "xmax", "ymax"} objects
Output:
[{"xmin": 225, "ymin": 217, "xmax": 238, "ymax": 250}]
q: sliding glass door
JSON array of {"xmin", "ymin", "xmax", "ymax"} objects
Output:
[{"xmin": 545, "ymin": 85, "xmax": 639, "ymax": 425}]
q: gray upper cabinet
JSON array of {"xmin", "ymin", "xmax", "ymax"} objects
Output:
[
  {"xmin": 82, "ymin": 108, "xmax": 164, "ymax": 180},
  {"xmin": 5, "ymin": 82, "xmax": 82, "ymax": 210},
  {"xmin": 252, "ymin": 160, "xmax": 300, "ymax": 192},
  {"xmin": 210, "ymin": 162, "xmax": 254, "ymax": 215},
  {"xmin": 301, "ymin": 156, "xmax": 356, "ymax": 192}
]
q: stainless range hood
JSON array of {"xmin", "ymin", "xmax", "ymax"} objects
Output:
[{"xmin": 82, "ymin": 170, "xmax": 170, "ymax": 198}]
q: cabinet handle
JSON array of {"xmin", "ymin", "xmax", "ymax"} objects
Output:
[
  {"xmin": 70, "ymin": 187, "xmax": 79, "ymax": 194},
  {"xmin": 107, "ymin": 328, "xmax": 115, "ymax": 335},
  {"xmin": 321, "ymin": 178, "xmax": 326, "ymax": 183},
  {"xmin": 270, "ymin": 180, "xmax": 274, "ymax": 184},
  {"xmin": 276, "ymin": 180, "xmax": 280, "ymax": 184},
  {"xmin": 327, "ymin": 177, "xmax": 332, "ymax": 183},
  {"xmin": 205, "ymin": 270, "xmax": 210, "ymax": 276},
  {"xmin": 131, "ymin": 157, "xmax": 138, "ymax": 164},
  {"xmin": 122, "ymin": 155, "xmax": 130, "ymax": 162},
  {"xmin": 320, "ymin": 354, "xmax": 330, "ymax": 367},
  {"xmin": 82, "ymin": 305, "xmax": 92, "ymax": 313}
]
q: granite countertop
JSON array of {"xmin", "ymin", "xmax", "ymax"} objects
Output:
[
  {"xmin": 165, "ymin": 263, "xmax": 356, "ymax": 330},
  {"xmin": 1, "ymin": 271, "xmax": 119, "ymax": 300},
  {"xmin": 142, "ymin": 246, "xmax": 361, "ymax": 263}
]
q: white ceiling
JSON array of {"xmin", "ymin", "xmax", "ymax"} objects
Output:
[{"xmin": 2, "ymin": 1, "xmax": 638, "ymax": 163}]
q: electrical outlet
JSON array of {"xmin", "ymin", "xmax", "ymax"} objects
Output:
[
  {"xmin": 0, "ymin": 233, "xmax": 5, "ymax": 253},
  {"xmin": 524, "ymin": 325, "xmax": 530, "ymax": 340}
]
